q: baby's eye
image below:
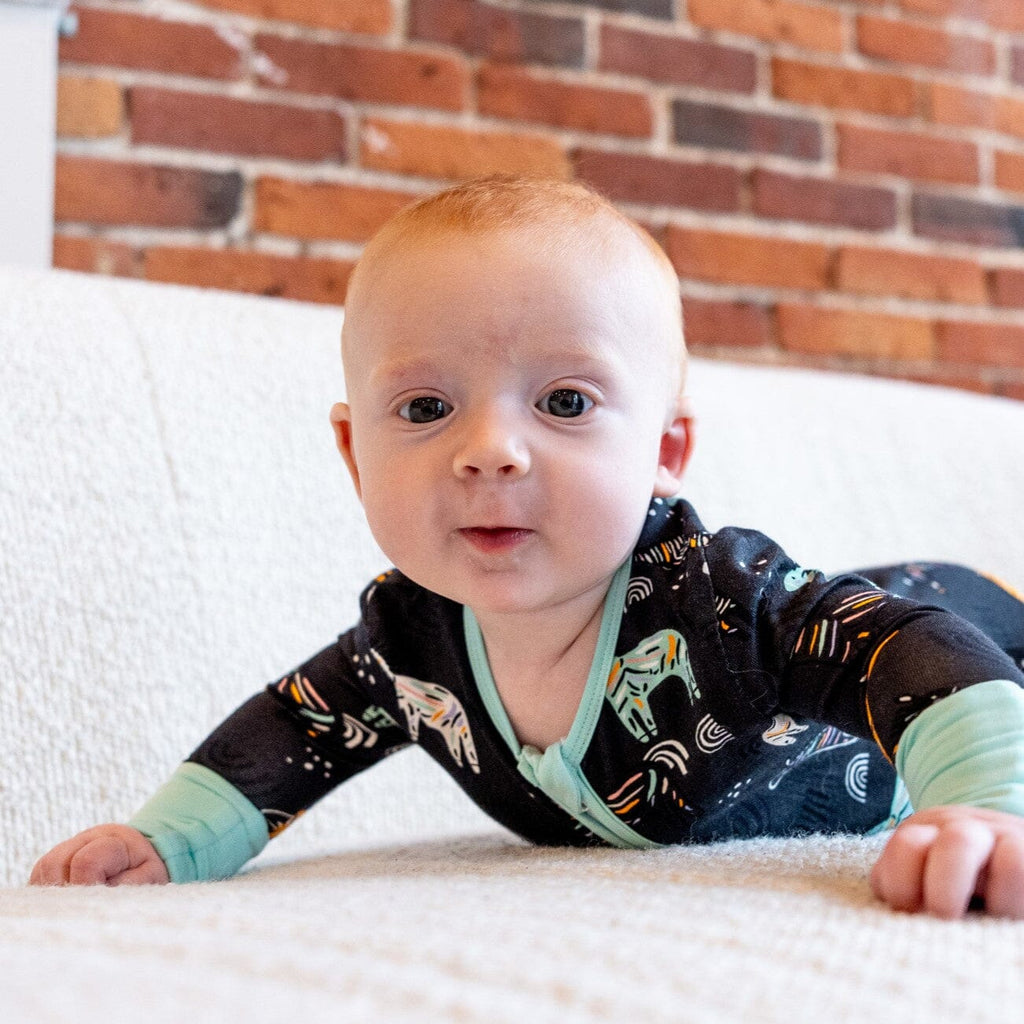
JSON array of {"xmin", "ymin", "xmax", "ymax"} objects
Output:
[
  {"xmin": 398, "ymin": 396, "xmax": 451, "ymax": 423},
  {"xmin": 539, "ymin": 388, "xmax": 593, "ymax": 418}
]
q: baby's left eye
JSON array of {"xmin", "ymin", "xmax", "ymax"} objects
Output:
[{"xmin": 538, "ymin": 389, "xmax": 594, "ymax": 418}]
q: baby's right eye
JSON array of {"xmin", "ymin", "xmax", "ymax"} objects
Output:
[{"xmin": 398, "ymin": 396, "xmax": 451, "ymax": 423}]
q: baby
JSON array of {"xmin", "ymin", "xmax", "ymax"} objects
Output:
[{"xmin": 31, "ymin": 176, "xmax": 1024, "ymax": 918}]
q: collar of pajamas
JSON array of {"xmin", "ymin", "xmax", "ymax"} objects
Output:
[{"xmin": 130, "ymin": 499, "xmax": 1024, "ymax": 882}]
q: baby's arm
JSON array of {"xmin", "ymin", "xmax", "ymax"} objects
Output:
[
  {"xmin": 30, "ymin": 824, "xmax": 168, "ymax": 886},
  {"xmin": 30, "ymin": 622, "xmax": 411, "ymax": 886},
  {"xmin": 719, "ymin": 538, "xmax": 1024, "ymax": 919},
  {"xmin": 869, "ymin": 678, "xmax": 1024, "ymax": 918}
]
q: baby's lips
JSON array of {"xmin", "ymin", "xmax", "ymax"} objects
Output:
[{"xmin": 459, "ymin": 526, "xmax": 534, "ymax": 552}]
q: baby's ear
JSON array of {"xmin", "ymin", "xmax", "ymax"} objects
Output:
[
  {"xmin": 330, "ymin": 402, "xmax": 362, "ymax": 500},
  {"xmin": 653, "ymin": 397, "xmax": 695, "ymax": 498}
]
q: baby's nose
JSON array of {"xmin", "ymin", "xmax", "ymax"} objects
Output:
[{"xmin": 452, "ymin": 414, "xmax": 530, "ymax": 479}]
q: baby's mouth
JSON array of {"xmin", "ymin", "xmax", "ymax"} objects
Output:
[{"xmin": 459, "ymin": 527, "xmax": 534, "ymax": 553}]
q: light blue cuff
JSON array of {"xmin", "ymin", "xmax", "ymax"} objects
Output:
[
  {"xmin": 129, "ymin": 762, "xmax": 269, "ymax": 883},
  {"xmin": 896, "ymin": 679, "xmax": 1024, "ymax": 817}
]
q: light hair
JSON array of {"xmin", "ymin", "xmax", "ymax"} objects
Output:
[{"xmin": 346, "ymin": 174, "xmax": 681, "ymax": 303}]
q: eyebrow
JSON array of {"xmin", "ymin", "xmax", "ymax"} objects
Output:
[
  {"xmin": 368, "ymin": 358, "xmax": 441, "ymax": 389},
  {"xmin": 368, "ymin": 346, "xmax": 624, "ymax": 389}
]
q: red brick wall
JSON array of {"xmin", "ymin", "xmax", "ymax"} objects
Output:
[{"xmin": 55, "ymin": 0, "xmax": 1024, "ymax": 399}]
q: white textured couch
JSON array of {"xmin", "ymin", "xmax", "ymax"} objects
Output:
[{"xmin": 3, "ymin": 266, "xmax": 1024, "ymax": 1023}]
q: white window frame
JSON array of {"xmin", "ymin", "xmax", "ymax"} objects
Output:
[{"xmin": 0, "ymin": 0, "xmax": 69, "ymax": 268}]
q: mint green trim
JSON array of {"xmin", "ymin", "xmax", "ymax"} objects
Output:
[
  {"xmin": 129, "ymin": 762, "xmax": 269, "ymax": 883},
  {"xmin": 564, "ymin": 560, "xmax": 635, "ymax": 765},
  {"xmin": 895, "ymin": 679, "xmax": 1024, "ymax": 818},
  {"xmin": 464, "ymin": 612, "xmax": 519, "ymax": 753},
  {"xmin": 464, "ymin": 561, "xmax": 661, "ymax": 849}
]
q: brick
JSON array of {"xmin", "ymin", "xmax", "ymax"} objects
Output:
[
  {"xmin": 55, "ymin": 156, "xmax": 242, "ymax": 229},
  {"xmin": 600, "ymin": 26, "xmax": 756, "ymax": 93},
  {"xmin": 1014, "ymin": 47, "xmax": 1024, "ymax": 88},
  {"xmin": 857, "ymin": 15, "xmax": 995, "ymax": 75},
  {"xmin": 574, "ymin": 150, "xmax": 740, "ymax": 212},
  {"xmin": 1000, "ymin": 381, "xmax": 1024, "ymax": 401},
  {"xmin": 937, "ymin": 320, "xmax": 1024, "ymax": 368},
  {"xmin": 925, "ymin": 84, "xmax": 995, "ymax": 130},
  {"xmin": 130, "ymin": 88, "xmax": 347, "ymax": 162},
  {"xmin": 255, "ymin": 34, "xmax": 467, "ymax": 112},
  {"xmin": 990, "ymin": 268, "xmax": 1024, "ymax": 308},
  {"xmin": 673, "ymin": 100, "xmax": 821, "ymax": 161},
  {"xmin": 753, "ymin": 170, "xmax": 897, "ymax": 231},
  {"xmin": 913, "ymin": 194, "xmax": 1024, "ymax": 248},
  {"xmin": 902, "ymin": 0, "xmax": 1024, "ymax": 32},
  {"xmin": 477, "ymin": 64, "xmax": 653, "ymax": 138},
  {"xmin": 254, "ymin": 178, "xmax": 418, "ymax": 242},
  {"xmin": 59, "ymin": 7, "xmax": 243, "ymax": 80},
  {"xmin": 144, "ymin": 246, "xmax": 355, "ymax": 305},
  {"xmin": 191, "ymin": 0, "xmax": 392, "ymax": 34},
  {"xmin": 410, "ymin": 0, "xmax": 584, "ymax": 67},
  {"xmin": 838, "ymin": 124, "xmax": 978, "ymax": 185},
  {"xmin": 995, "ymin": 97, "xmax": 1024, "ymax": 143},
  {"xmin": 361, "ymin": 118, "xmax": 570, "ymax": 180},
  {"xmin": 836, "ymin": 246, "xmax": 986, "ymax": 303},
  {"xmin": 57, "ymin": 76, "xmax": 123, "ymax": 138},
  {"xmin": 996, "ymin": 152, "xmax": 1024, "ymax": 196},
  {"xmin": 772, "ymin": 59, "xmax": 915, "ymax": 118},
  {"xmin": 665, "ymin": 228, "xmax": 830, "ymax": 291},
  {"xmin": 688, "ymin": 0, "xmax": 844, "ymax": 53},
  {"xmin": 681, "ymin": 299, "xmax": 772, "ymax": 349},
  {"xmin": 778, "ymin": 304, "xmax": 934, "ymax": 359},
  {"xmin": 52, "ymin": 235, "xmax": 136, "ymax": 277}
]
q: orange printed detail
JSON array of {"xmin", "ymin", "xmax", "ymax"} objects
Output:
[
  {"xmin": 864, "ymin": 630, "xmax": 900, "ymax": 765},
  {"xmin": 867, "ymin": 630, "xmax": 899, "ymax": 680},
  {"xmin": 864, "ymin": 694, "xmax": 892, "ymax": 765}
]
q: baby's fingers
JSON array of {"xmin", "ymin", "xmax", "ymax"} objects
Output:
[
  {"xmin": 871, "ymin": 822, "xmax": 937, "ymax": 912},
  {"xmin": 922, "ymin": 819, "xmax": 995, "ymax": 919},
  {"xmin": 29, "ymin": 834, "xmax": 96, "ymax": 886},
  {"xmin": 981, "ymin": 832, "xmax": 1024, "ymax": 918},
  {"xmin": 66, "ymin": 836, "xmax": 132, "ymax": 885}
]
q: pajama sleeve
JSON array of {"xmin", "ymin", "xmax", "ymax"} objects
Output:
[
  {"xmin": 895, "ymin": 679, "xmax": 1024, "ymax": 816},
  {"xmin": 131, "ymin": 623, "xmax": 412, "ymax": 882},
  {"xmin": 702, "ymin": 526, "xmax": 1024, "ymax": 766}
]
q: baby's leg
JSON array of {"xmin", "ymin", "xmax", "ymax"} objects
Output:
[{"xmin": 855, "ymin": 562, "xmax": 1024, "ymax": 671}]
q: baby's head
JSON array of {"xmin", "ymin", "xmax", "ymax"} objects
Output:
[{"xmin": 332, "ymin": 176, "xmax": 694, "ymax": 619}]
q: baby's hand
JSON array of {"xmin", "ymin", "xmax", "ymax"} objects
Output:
[
  {"xmin": 29, "ymin": 824, "xmax": 169, "ymax": 886},
  {"xmin": 871, "ymin": 805, "xmax": 1024, "ymax": 918}
]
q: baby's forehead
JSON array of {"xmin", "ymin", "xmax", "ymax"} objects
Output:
[{"xmin": 352, "ymin": 213, "xmax": 675, "ymax": 308}]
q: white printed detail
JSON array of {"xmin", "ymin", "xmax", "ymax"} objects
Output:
[
  {"xmin": 761, "ymin": 713, "xmax": 810, "ymax": 747},
  {"xmin": 845, "ymin": 752, "xmax": 870, "ymax": 804},
  {"xmin": 695, "ymin": 714, "xmax": 734, "ymax": 754}
]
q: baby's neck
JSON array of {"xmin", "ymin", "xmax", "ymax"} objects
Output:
[{"xmin": 472, "ymin": 589, "xmax": 608, "ymax": 751}]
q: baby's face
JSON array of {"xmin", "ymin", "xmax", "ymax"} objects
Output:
[{"xmin": 332, "ymin": 224, "xmax": 692, "ymax": 622}]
